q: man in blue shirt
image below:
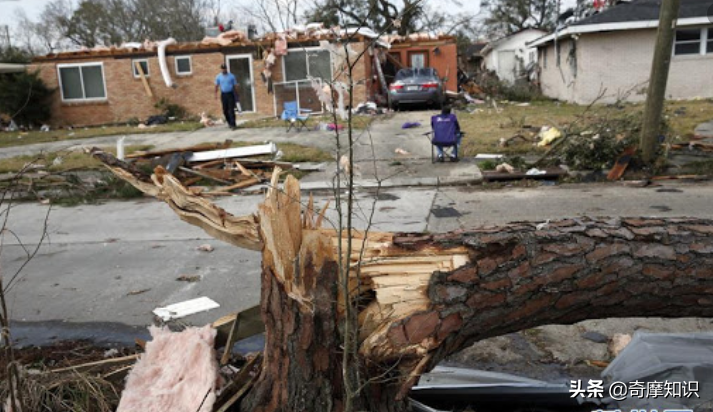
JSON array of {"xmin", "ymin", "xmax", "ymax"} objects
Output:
[{"xmin": 214, "ymin": 64, "xmax": 239, "ymax": 129}]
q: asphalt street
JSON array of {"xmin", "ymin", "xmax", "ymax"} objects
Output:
[{"xmin": 3, "ymin": 180, "xmax": 713, "ymax": 339}]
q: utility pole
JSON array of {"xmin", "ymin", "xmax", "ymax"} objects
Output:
[{"xmin": 639, "ymin": 0, "xmax": 681, "ymax": 164}]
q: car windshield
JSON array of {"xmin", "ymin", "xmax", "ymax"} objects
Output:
[{"xmin": 395, "ymin": 68, "xmax": 437, "ymax": 80}]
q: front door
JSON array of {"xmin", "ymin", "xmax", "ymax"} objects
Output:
[{"xmin": 226, "ymin": 55, "xmax": 255, "ymax": 112}]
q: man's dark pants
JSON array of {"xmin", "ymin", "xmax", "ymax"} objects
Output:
[{"xmin": 221, "ymin": 91, "xmax": 237, "ymax": 128}]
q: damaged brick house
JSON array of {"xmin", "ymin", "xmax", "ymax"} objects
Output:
[
  {"xmin": 30, "ymin": 30, "xmax": 457, "ymax": 127},
  {"xmin": 529, "ymin": 0, "xmax": 713, "ymax": 104}
]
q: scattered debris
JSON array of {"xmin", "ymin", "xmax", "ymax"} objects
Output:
[
  {"xmin": 153, "ymin": 297, "xmax": 221, "ymax": 321},
  {"xmin": 395, "ymin": 148, "xmax": 410, "ymax": 155},
  {"xmin": 116, "ymin": 325, "xmax": 218, "ymax": 412},
  {"xmin": 474, "ymin": 154, "xmax": 504, "ymax": 160},
  {"xmin": 495, "ymin": 163, "xmax": 515, "ymax": 174},
  {"xmin": 105, "ymin": 141, "xmax": 287, "ymax": 194},
  {"xmin": 402, "ymin": 122, "xmax": 421, "ymax": 129},
  {"xmin": 537, "ymin": 127, "xmax": 562, "ymax": 147},
  {"xmin": 197, "ymin": 244, "xmax": 214, "ymax": 252},
  {"xmin": 581, "ymin": 331, "xmax": 609, "ymax": 343},
  {"xmin": 188, "ymin": 143, "xmax": 277, "ymax": 163},
  {"xmin": 608, "ymin": 333, "xmax": 632, "ymax": 358},
  {"xmin": 607, "ymin": 146, "xmax": 637, "ymax": 181},
  {"xmin": 127, "ymin": 288, "xmax": 151, "ymax": 296},
  {"xmin": 103, "ymin": 348, "xmax": 120, "ymax": 358},
  {"xmin": 177, "ymin": 274, "xmax": 202, "ymax": 282},
  {"xmin": 585, "ymin": 360, "xmax": 610, "ymax": 368},
  {"xmin": 525, "ymin": 167, "xmax": 547, "ymax": 176}
]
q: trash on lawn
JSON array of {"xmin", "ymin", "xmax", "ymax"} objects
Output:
[
  {"xmin": 153, "ymin": 297, "xmax": 220, "ymax": 321},
  {"xmin": 402, "ymin": 122, "xmax": 421, "ymax": 129},
  {"xmin": 526, "ymin": 167, "xmax": 547, "ymax": 176},
  {"xmin": 200, "ymin": 112, "xmax": 216, "ymax": 127},
  {"xmin": 40, "ymin": 124, "xmax": 51, "ymax": 132},
  {"xmin": 537, "ymin": 126, "xmax": 562, "ymax": 147},
  {"xmin": 495, "ymin": 163, "xmax": 515, "ymax": 173},
  {"xmin": 146, "ymin": 115, "xmax": 168, "ymax": 126},
  {"xmin": 474, "ymin": 154, "xmax": 504, "ymax": 160}
]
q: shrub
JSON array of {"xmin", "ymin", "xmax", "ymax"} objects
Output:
[
  {"xmin": 154, "ymin": 98, "xmax": 188, "ymax": 119},
  {"xmin": 0, "ymin": 70, "xmax": 54, "ymax": 127}
]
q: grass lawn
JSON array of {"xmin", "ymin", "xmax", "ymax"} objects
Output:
[
  {"xmin": 0, "ymin": 121, "xmax": 203, "ymax": 149},
  {"xmin": 0, "ymin": 145, "xmax": 154, "ymax": 174},
  {"xmin": 457, "ymin": 99, "xmax": 713, "ymax": 157},
  {"xmin": 240, "ymin": 114, "xmax": 374, "ymax": 130}
]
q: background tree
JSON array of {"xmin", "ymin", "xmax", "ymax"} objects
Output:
[
  {"xmin": 0, "ymin": 71, "xmax": 54, "ymax": 127},
  {"xmin": 482, "ymin": 0, "xmax": 557, "ymax": 36}
]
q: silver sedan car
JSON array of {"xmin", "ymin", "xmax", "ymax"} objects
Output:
[{"xmin": 389, "ymin": 68, "xmax": 445, "ymax": 109}]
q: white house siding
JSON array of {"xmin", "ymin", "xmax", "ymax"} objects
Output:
[
  {"xmin": 538, "ymin": 28, "xmax": 713, "ymax": 104},
  {"xmin": 485, "ymin": 30, "xmax": 546, "ymax": 83}
]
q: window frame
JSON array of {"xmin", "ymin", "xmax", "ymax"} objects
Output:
[
  {"xmin": 174, "ymin": 55, "xmax": 192, "ymax": 76},
  {"xmin": 131, "ymin": 58, "xmax": 150, "ymax": 78},
  {"xmin": 281, "ymin": 47, "xmax": 333, "ymax": 82},
  {"xmin": 57, "ymin": 62, "xmax": 108, "ymax": 102},
  {"xmin": 407, "ymin": 50, "xmax": 429, "ymax": 68},
  {"xmin": 673, "ymin": 27, "xmax": 713, "ymax": 56}
]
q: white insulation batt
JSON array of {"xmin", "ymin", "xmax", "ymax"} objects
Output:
[{"xmin": 117, "ymin": 325, "xmax": 220, "ymax": 412}]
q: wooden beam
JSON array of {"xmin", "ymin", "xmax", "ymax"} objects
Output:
[{"xmin": 134, "ymin": 60, "xmax": 153, "ymax": 98}]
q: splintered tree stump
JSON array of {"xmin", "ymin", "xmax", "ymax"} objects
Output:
[{"xmin": 90, "ymin": 148, "xmax": 713, "ymax": 412}]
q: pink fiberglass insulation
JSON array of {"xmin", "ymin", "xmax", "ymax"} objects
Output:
[{"xmin": 117, "ymin": 325, "xmax": 219, "ymax": 412}]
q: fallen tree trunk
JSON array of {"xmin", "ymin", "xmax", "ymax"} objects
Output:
[{"xmin": 90, "ymin": 148, "xmax": 713, "ymax": 412}]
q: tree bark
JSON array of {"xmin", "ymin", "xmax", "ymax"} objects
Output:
[{"xmin": 90, "ymin": 149, "xmax": 713, "ymax": 412}]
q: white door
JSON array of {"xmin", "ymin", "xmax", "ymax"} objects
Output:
[{"xmin": 226, "ymin": 54, "xmax": 256, "ymax": 112}]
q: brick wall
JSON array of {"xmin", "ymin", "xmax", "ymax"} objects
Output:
[
  {"xmin": 385, "ymin": 42, "xmax": 459, "ymax": 92},
  {"xmin": 32, "ymin": 41, "xmax": 372, "ymax": 126}
]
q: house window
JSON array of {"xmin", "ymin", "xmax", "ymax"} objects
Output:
[
  {"xmin": 58, "ymin": 63, "xmax": 107, "ymax": 101},
  {"xmin": 408, "ymin": 51, "xmax": 428, "ymax": 68},
  {"xmin": 175, "ymin": 56, "xmax": 192, "ymax": 75},
  {"xmin": 132, "ymin": 59, "xmax": 149, "ymax": 77},
  {"xmin": 542, "ymin": 48, "xmax": 547, "ymax": 68},
  {"xmin": 283, "ymin": 48, "xmax": 331, "ymax": 82},
  {"xmin": 674, "ymin": 27, "xmax": 713, "ymax": 55}
]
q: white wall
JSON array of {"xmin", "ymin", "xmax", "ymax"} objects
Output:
[
  {"xmin": 484, "ymin": 29, "xmax": 546, "ymax": 83},
  {"xmin": 538, "ymin": 28, "xmax": 713, "ymax": 104}
]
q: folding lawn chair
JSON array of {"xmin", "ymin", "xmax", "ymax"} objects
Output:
[
  {"xmin": 426, "ymin": 113, "xmax": 464, "ymax": 163},
  {"xmin": 281, "ymin": 101, "xmax": 312, "ymax": 132}
]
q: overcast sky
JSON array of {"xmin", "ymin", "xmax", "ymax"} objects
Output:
[{"xmin": 0, "ymin": 0, "xmax": 483, "ymax": 38}]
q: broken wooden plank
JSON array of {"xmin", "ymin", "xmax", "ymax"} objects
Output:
[
  {"xmin": 153, "ymin": 296, "xmax": 220, "ymax": 321},
  {"xmin": 126, "ymin": 140, "xmax": 233, "ymax": 159},
  {"xmin": 134, "ymin": 61, "xmax": 153, "ymax": 98},
  {"xmin": 50, "ymin": 354, "xmax": 139, "ymax": 374},
  {"xmin": 213, "ymin": 305, "xmax": 264, "ymax": 348},
  {"xmin": 178, "ymin": 166, "xmax": 233, "ymax": 185},
  {"xmin": 188, "ymin": 143, "xmax": 277, "ymax": 163},
  {"xmin": 214, "ymin": 353, "xmax": 263, "ymax": 412},
  {"xmin": 213, "ymin": 177, "xmax": 261, "ymax": 193},
  {"xmin": 607, "ymin": 146, "xmax": 637, "ymax": 181},
  {"xmin": 221, "ymin": 315, "xmax": 240, "ymax": 366}
]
